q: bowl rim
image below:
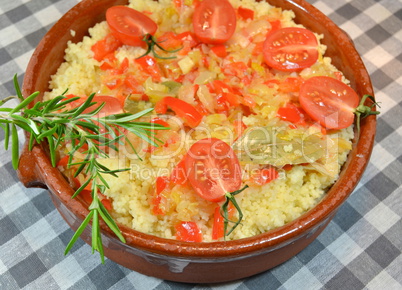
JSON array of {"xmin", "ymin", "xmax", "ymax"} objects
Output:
[{"xmin": 20, "ymin": 0, "xmax": 376, "ymax": 259}]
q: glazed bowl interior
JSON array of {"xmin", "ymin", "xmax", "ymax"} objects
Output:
[{"xmin": 19, "ymin": 0, "xmax": 376, "ymax": 280}]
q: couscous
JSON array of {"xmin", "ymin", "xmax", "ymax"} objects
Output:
[{"xmin": 47, "ymin": 0, "xmax": 356, "ymax": 242}]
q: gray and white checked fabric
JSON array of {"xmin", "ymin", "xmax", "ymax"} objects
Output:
[{"xmin": 0, "ymin": 0, "xmax": 401, "ymax": 289}]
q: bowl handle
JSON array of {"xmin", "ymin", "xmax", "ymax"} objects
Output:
[{"xmin": 17, "ymin": 142, "xmax": 48, "ymax": 189}]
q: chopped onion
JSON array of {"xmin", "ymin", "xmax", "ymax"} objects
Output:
[
  {"xmin": 197, "ymin": 84, "xmax": 215, "ymax": 113},
  {"xmin": 194, "ymin": 71, "xmax": 216, "ymax": 85}
]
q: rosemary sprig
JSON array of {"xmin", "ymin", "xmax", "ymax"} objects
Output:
[
  {"xmin": 221, "ymin": 184, "xmax": 249, "ymax": 238},
  {"xmin": 1, "ymin": 75, "xmax": 166, "ymax": 262},
  {"xmin": 137, "ymin": 33, "xmax": 182, "ymax": 59}
]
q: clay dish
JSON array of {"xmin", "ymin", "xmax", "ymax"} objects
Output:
[{"xmin": 18, "ymin": 0, "xmax": 376, "ymax": 283}]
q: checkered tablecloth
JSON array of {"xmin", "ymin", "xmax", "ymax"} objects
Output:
[{"xmin": 0, "ymin": 0, "xmax": 401, "ymax": 289}]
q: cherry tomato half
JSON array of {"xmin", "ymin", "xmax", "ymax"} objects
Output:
[
  {"xmin": 263, "ymin": 27, "xmax": 318, "ymax": 71},
  {"xmin": 106, "ymin": 6, "xmax": 157, "ymax": 47},
  {"xmin": 299, "ymin": 76, "xmax": 359, "ymax": 130},
  {"xmin": 184, "ymin": 138, "xmax": 241, "ymax": 202},
  {"xmin": 192, "ymin": 0, "xmax": 237, "ymax": 44}
]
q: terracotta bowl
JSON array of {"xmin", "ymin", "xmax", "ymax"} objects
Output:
[{"xmin": 18, "ymin": 0, "xmax": 376, "ymax": 283}]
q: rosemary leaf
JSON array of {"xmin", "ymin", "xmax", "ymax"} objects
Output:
[
  {"xmin": 72, "ymin": 178, "xmax": 92, "ymax": 199},
  {"xmin": 10, "ymin": 92, "xmax": 40, "ymax": 114},
  {"xmin": 28, "ymin": 132, "xmax": 35, "ymax": 151},
  {"xmin": 92, "ymin": 209, "xmax": 99, "ymax": 254},
  {"xmin": 42, "ymin": 95, "xmax": 66, "ymax": 114},
  {"xmin": 37, "ymin": 125, "xmax": 57, "ymax": 141},
  {"xmin": 4, "ymin": 123, "xmax": 10, "ymax": 150},
  {"xmin": 117, "ymin": 107, "xmax": 154, "ymax": 121},
  {"xmin": 97, "ymin": 173, "xmax": 110, "ymax": 189},
  {"xmin": 64, "ymin": 210, "xmax": 94, "ymax": 255},
  {"xmin": 47, "ymin": 135, "xmax": 57, "ymax": 167},
  {"xmin": 128, "ymin": 122, "xmax": 169, "ymax": 130},
  {"xmin": 13, "ymin": 74, "xmax": 24, "ymax": 101},
  {"xmin": 11, "ymin": 124, "xmax": 19, "ymax": 170},
  {"xmin": 98, "ymin": 204, "xmax": 126, "ymax": 243},
  {"xmin": 54, "ymin": 96, "xmax": 81, "ymax": 109},
  {"xmin": 71, "ymin": 93, "xmax": 96, "ymax": 118}
]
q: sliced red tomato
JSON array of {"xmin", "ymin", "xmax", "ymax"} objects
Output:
[
  {"xmin": 173, "ymin": 0, "xmax": 182, "ymax": 9},
  {"xmin": 151, "ymin": 195, "xmax": 164, "ymax": 215},
  {"xmin": 212, "ymin": 203, "xmax": 236, "ymax": 240},
  {"xmin": 156, "ymin": 176, "xmax": 169, "ymax": 195},
  {"xmin": 192, "ymin": 0, "xmax": 237, "ymax": 44},
  {"xmin": 277, "ymin": 103, "xmax": 306, "ymax": 124},
  {"xmin": 212, "ymin": 80, "xmax": 231, "ymax": 95},
  {"xmin": 184, "ymin": 138, "xmax": 241, "ymax": 202},
  {"xmin": 222, "ymin": 61, "xmax": 248, "ymax": 77},
  {"xmin": 210, "ymin": 44, "xmax": 227, "ymax": 58},
  {"xmin": 278, "ymin": 77, "xmax": 304, "ymax": 93},
  {"xmin": 175, "ymin": 221, "xmax": 203, "ymax": 242},
  {"xmin": 80, "ymin": 189, "xmax": 94, "ymax": 206},
  {"xmin": 106, "ymin": 6, "xmax": 157, "ymax": 47},
  {"xmin": 269, "ymin": 20, "xmax": 282, "ymax": 31},
  {"xmin": 176, "ymin": 31, "xmax": 200, "ymax": 55},
  {"xmin": 101, "ymin": 198, "xmax": 113, "ymax": 211},
  {"xmin": 212, "ymin": 80, "xmax": 245, "ymax": 109},
  {"xmin": 91, "ymin": 33, "xmax": 122, "ymax": 61},
  {"xmin": 104, "ymin": 77, "xmax": 122, "ymax": 91},
  {"xmin": 157, "ymin": 32, "xmax": 182, "ymax": 50},
  {"xmin": 157, "ymin": 31, "xmax": 199, "ymax": 54},
  {"xmin": 57, "ymin": 155, "xmax": 70, "ymax": 168},
  {"xmin": 237, "ymin": 6, "xmax": 254, "ymax": 20},
  {"xmin": 176, "ymin": 31, "xmax": 199, "ymax": 47},
  {"xmin": 150, "ymin": 117, "xmax": 170, "ymax": 130},
  {"xmin": 135, "ymin": 55, "xmax": 162, "ymax": 82},
  {"xmin": 124, "ymin": 75, "xmax": 140, "ymax": 93},
  {"xmin": 154, "ymin": 97, "xmax": 202, "ymax": 128},
  {"xmin": 212, "ymin": 206, "xmax": 224, "ymax": 240},
  {"xmin": 112, "ymin": 57, "xmax": 129, "ymax": 75},
  {"xmin": 171, "ymin": 159, "xmax": 187, "ymax": 185},
  {"xmin": 252, "ymin": 42, "xmax": 264, "ymax": 56},
  {"xmin": 299, "ymin": 76, "xmax": 359, "ymax": 129},
  {"xmin": 79, "ymin": 189, "xmax": 113, "ymax": 211},
  {"xmin": 151, "ymin": 176, "xmax": 170, "ymax": 215},
  {"xmin": 100, "ymin": 60, "xmax": 115, "ymax": 71},
  {"xmin": 263, "ymin": 27, "xmax": 318, "ymax": 71}
]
